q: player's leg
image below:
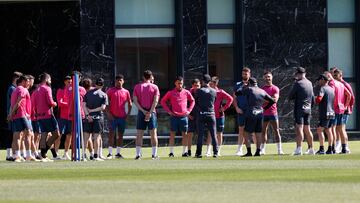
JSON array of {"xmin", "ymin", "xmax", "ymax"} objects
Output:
[
  {"xmin": 270, "ymin": 118, "xmax": 283, "ymax": 154},
  {"xmin": 261, "ymin": 119, "xmax": 270, "ymax": 155},
  {"xmin": 115, "ymin": 119, "xmax": 126, "ymax": 158},
  {"xmin": 208, "ymin": 116, "xmax": 218, "ymax": 157},
  {"xmin": 316, "ymin": 125, "xmax": 325, "ymax": 154},
  {"xmin": 236, "ymin": 114, "xmax": 245, "ymax": 156},
  {"xmin": 149, "ymin": 112, "xmax": 158, "ymax": 159}
]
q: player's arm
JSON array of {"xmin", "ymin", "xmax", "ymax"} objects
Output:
[
  {"xmin": 133, "ymin": 96, "xmax": 146, "ymax": 114},
  {"xmin": 56, "ymin": 89, "xmax": 68, "ymax": 107},
  {"xmin": 263, "ymin": 94, "xmax": 276, "ymax": 110},
  {"xmin": 222, "ymin": 91, "xmax": 234, "ymax": 112},
  {"xmin": 8, "ymin": 96, "xmax": 23, "ymax": 120},
  {"xmin": 187, "ymin": 91, "xmax": 195, "ymax": 114},
  {"xmin": 344, "ymin": 87, "xmax": 351, "ymax": 107},
  {"xmin": 127, "ymin": 92, "xmax": 132, "ymax": 116},
  {"xmin": 160, "ymin": 92, "xmax": 173, "ymax": 115}
]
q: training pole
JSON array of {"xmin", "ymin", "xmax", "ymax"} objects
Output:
[{"xmin": 71, "ymin": 73, "xmax": 82, "ymax": 161}]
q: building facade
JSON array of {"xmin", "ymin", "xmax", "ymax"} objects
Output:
[{"xmin": 0, "ymin": 0, "xmax": 359, "ymax": 139}]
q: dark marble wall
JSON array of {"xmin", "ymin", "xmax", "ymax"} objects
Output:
[
  {"xmin": 243, "ymin": 0, "xmax": 327, "ymax": 135},
  {"xmin": 80, "ymin": 0, "xmax": 115, "ymax": 87},
  {"xmin": 0, "ymin": 2, "xmax": 80, "ymax": 147},
  {"xmin": 182, "ymin": 0, "xmax": 208, "ymax": 83}
]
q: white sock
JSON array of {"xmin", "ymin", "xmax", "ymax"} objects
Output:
[
  {"xmin": 116, "ymin": 147, "xmax": 121, "ymax": 154},
  {"xmin": 26, "ymin": 150, "xmax": 31, "ymax": 157},
  {"xmin": 262, "ymin": 144, "xmax": 266, "ymax": 151},
  {"xmin": 6, "ymin": 148, "xmax": 11, "ymax": 158},
  {"xmin": 218, "ymin": 146, "xmax": 222, "ymax": 154},
  {"xmin": 108, "ymin": 147, "xmax": 113, "ymax": 155},
  {"xmin": 277, "ymin": 142, "xmax": 282, "ymax": 151},
  {"xmin": 296, "ymin": 146, "xmax": 302, "ymax": 152},
  {"xmin": 100, "ymin": 146, "xmax": 103, "ymax": 157},
  {"xmin": 16, "ymin": 150, "xmax": 21, "ymax": 158},
  {"xmin": 33, "ymin": 151, "xmax": 38, "ymax": 157},
  {"xmin": 170, "ymin": 146, "xmax": 174, "ymax": 154},
  {"xmin": 206, "ymin": 145, "xmax": 211, "ymax": 154},
  {"xmin": 90, "ymin": 151, "xmax": 94, "ymax": 157},
  {"xmin": 183, "ymin": 146, "xmax": 188, "ymax": 154},
  {"xmin": 136, "ymin": 146, "xmax": 141, "ymax": 156},
  {"xmin": 152, "ymin": 146, "xmax": 158, "ymax": 156},
  {"xmin": 237, "ymin": 144, "xmax": 243, "ymax": 152}
]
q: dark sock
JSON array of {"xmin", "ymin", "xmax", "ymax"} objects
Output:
[
  {"xmin": 342, "ymin": 144, "xmax": 346, "ymax": 150},
  {"xmin": 327, "ymin": 146, "xmax": 332, "ymax": 151},
  {"xmin": 247, "ymin": 147, "xmax": 252, "ymax": 154},
  {"xmin": 319, "ymin": 146, "xmax": 324, "ymax": 151},
  {"xmin": 51, "ymin": 149, "xmax": 57, "ymax": 158},
  {"xmin": 331, "ymin": 145, "xmax": 335, "ymax": 152},
  {"xmin": 41, "ymin": 149, "xmax": 47, "ymax": 158},
  {"xmin": 256, "ymin": 148, "xmax": 260, "ymax": 153},
  {"xmin": 94, "ymin": 154, "xmax": 98, "ymax": 158}
]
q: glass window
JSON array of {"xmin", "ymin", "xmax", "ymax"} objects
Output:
[
  {"xmin": 115, "ymin": 0, "xmax": 175, "ymax": 25},
  {"xmin": 328, "ymin": 28, "xmax": 354, "ymax": 77},
  {"xmin": 207, "ymin": 0, "xmax": 235, "ymax": 24},
  {"xmin": 328, "ymin": 0, "xmax": 355, "ymax": 23}
]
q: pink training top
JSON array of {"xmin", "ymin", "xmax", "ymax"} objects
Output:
[
  {"xmin": 161, "ymin": 88, "xmax": 195, "ymax": 117},
  {"xmin": 341, "ymin": 79, "xmax": 355, "ymax": 114},
  {"xmin": 57, "ymin": 86, "xmax": 71, "ymax": 120},
  {"xmin": 30, "ymin": 90, "xmax": 38, "ymax": 121},
  {"xmin": 329, "ymin": 80, "xmax": 349, "ymax": 114},
  {"xmin": 262, "ymin": 84, "xmax": 280, "ymax": 116},
  {"xmin": 33, "ymin": 84, "xmax": 57, "ymax": 120},
  {"xmin": 10, "ymin": 86, "xmax": 31, "ymax": 120},
  {"xmin": 68, "ymin": 86, "xmax": 86, "ymax": 120},
  {"xmin": 106, "ymin": 87, "xmax": 132, "ymax": 118},
  {"xmin": 214, "ymin": 88, "xmax": 233, "ymax": 118},
  {"xmin": 133, "ymin": 81, "xmax": 160, "ymax": 110}
]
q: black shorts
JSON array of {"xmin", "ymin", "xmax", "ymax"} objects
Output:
[
  {"xmin": 295, "ymin": 112, "xmax": 311, "ymax": 125},
  {"xmin": 244, "ymin": 115, "xmax": 263, "ymax": 133},
  {"xmin": 83, "ymin": 119, "xmax": 103, "ymax": 134},
  {"xmin": 318, "ymin": 118, "xmax": 334, "ymax": 128}
]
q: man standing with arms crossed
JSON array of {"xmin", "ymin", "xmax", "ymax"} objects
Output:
[
  {"xmin": 333, "ymin": 69, "xmax": 354, "ymax": 153},
  {"xmin": 106, "ymin": 74, "xmax": 132, "ymax": 159},
  {"xmin": 83, "ymin": 78, "xmax": 108, "ymax": 161},
  {"xmin": 205, "ymin": 76, "xmax": 233, "ymax": 157},
  {"xmin": 260, "ymin": 71, "xmax": 284, "ymax": 155},
  {"xmin": 288, "ymin": 67, "xmax": 315, "ymax": 155},
  {"xmin": 315, "ymin": 74, "xmax": 335, "ymax": 154},
  {"xmin": 233, "ymin": 67, "xmax": 250, "ymax": 156},
  {"xmin": 133, "ymin": 70, "xmax": 160, "ymax": 160},
  {"xmin": 33, "ymin": 73, "xmax": 60, "ymax": 161},
  {"xmin": 194, "ymin": 74, "xmax": 218, "ymax": 158},
  {"xmin": 161, "ymin": 76, "xmax": 195, "ymax": 157}
]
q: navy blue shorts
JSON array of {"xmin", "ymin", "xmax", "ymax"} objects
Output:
[
  {"xmin": 335, "ymin": 114, "xmax": 346, "ymax": 126},
  {"xmin": 110, "ymin": 117, "xmax": 126, "ymax": 134},
  {"xmin": 216, "ymin": 117, "xmax": 225, "ymax": 133},
  {"xmin": 343, "ymin": 114, "xmax": 350, "ymax": 124},
  {"xmin": 318, "ymin": 118, "xmax": 334, "ymax": 128},
  {"xmin": 83, "ymin": 119, "xmax": 103, "ymax": 134},
  {"xmin": 237, "ymin": 114, "xmax": 246, "ymax": 127},
  {"xmin": 188, "ymin": 117, "xmax": 197, "ymax": 133},
  {"xmin": 136, "ymin": 111, "xmax": 157, "ymax": 130},
  {"xmin": 7, "ymin": 121, "xmax": 12, "ymax": 131},
  {"xmin": 263, "ymin": 115, "xmax": 278, "ymax": 122},
  {"xmin": 58, "ymin": 118, "xmax": 71, "ymax": 135},
  {"xmin": 170, "ymin": 116, "xmax": 188, "ymax": 132},
  {"xmin": 32, "ymin": 121, "xmax": 41, "ymax": 134},
  {"xmin": 245, "ymin": 115, "xmax": 263, "ymax": 133},
  {"xmin": 12, "ymin": 117, "xmax": 32, "ymax": 132},
  {"xmin": 38, "ymin": 116, "xmax": 59, "ymax": 133}
]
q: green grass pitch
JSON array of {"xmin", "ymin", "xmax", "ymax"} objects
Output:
[{"xmin": 0, "ymin": 141, "xmax": 359, "ymax": 203}]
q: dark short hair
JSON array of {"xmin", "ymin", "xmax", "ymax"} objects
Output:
[
  {"xmin": 263, "ymin": 71, "xmax": 272, "ymax": 76},
  {"xmin": 191, "ymin": 79, "xmax": 200, "ymax": 85},
  {"xmin": 175, "ymin": 76, "xmax": 183, "ymax": 82},
  {"xmin": 27, "ymin": 75, "xmax": 35, "ymax": 80},
  {"xmin": 330, "ymin": 67, "xmax": 338, "ymax": 72},
  {"xmin": 242, "ymin": 67, "xmax": 251, "ymax": 73},
  {"xmin": 334, "ymin": 69, "xmax": 343, "ymax": 76},
  {"xmin": 12, "ymin": 71, "xmax": 23, "ymax": 81},
  {"xmin": 16, "ymin": 75, "xmax": 29, "ymax": 85},
  {"xmin": 202, "ymin": 74, "xmax": 211, "ymax": 83},
  {"xmin": 64, "ymin": 76, "xmax": 71, "ymax": 81},
  {"xmin": 95, "ymin": 78, "xmax": 104, "ymax": 86},
  {"xmin": 143, "ymin": 70, "xmax": 153, "ymax": 80},
  {"xmin": 296, "ymin": 67, "xmax": 306, "ymax": 74},
  {"xmin": 39, "ymin": 73, "xmax": 50, "ymax": 82},
  {"xmin": 211, "ymin": 76, "xmax": 219, "ymax": 85},
  {"xmin": 115, "ymin": 74, "xmax": 124, "ymax": 80},
  {"xmin": 82, "ymin": 78, "xmax": 92, "ymax": 90}
]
